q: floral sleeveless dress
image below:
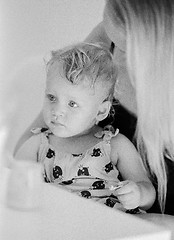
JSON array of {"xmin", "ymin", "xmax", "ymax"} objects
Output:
[{"xmin": 31, "ymin": 127, "xmax": 139, "ymax": 213}]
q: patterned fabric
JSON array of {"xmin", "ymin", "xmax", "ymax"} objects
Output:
[{"xmin": 31, "ymin": 127, "xmax": 139, "ymax": 213}]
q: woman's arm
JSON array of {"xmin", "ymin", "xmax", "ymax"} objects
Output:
[
  {"xmin": 14, "ymin": 133, "xmax": 40, "ymax": 162},
  {"xmin": 14, "ymin": 111, "xmax": 46, "ymax": 156},
  {"xmin": 84, "ymin": 22, "xmax": 112, "ymax": 49}
]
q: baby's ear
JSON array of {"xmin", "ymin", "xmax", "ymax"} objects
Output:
[{"xmin": 96, "ymin": 100, "xmax": 111, "ymax": 122}]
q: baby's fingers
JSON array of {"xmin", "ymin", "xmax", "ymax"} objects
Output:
[
  {"xmin": 115, "ymin": 181, "xmax": 134, "ymax": 195},
  {"xmin": 115, "ymin": 181, "xmax": 141, "ymax": 209},
  {"xmin": 117, "ymin": 192, "xmax": 140, "ymax": 209},
  {"xmin": 116, "ymin": 192, "xmax": 132, "ymax": 204}
]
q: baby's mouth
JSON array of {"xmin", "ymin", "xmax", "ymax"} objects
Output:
[{"xmin": 51, "ymin": 120, "xmax": 64, "ymax": 127}]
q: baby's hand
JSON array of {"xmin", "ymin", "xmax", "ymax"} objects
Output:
[{"xmin": 114, "ymin": 180, "xmax": 141, "ymax": 209}]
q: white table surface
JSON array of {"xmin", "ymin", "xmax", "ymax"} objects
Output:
[
  {"xmin": 136, "ymin": 213, "xmax": 174, "ymax": 240},
  {"xmin": 0, "ymin": 167, "xmax": 172, "ymax": 240}
]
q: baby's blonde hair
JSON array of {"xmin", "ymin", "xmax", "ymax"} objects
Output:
[
  {"xmin": 107, "ymin": 0, "xmax": 174, "ymax": 212},
  {"xmin": 46, "ymin": 42, "xmax": 117, "ymax": 102}
]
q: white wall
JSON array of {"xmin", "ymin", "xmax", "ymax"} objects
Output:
[{"xmin": 0, "ymin": 0, "xmax": 105, "ymax": 154}]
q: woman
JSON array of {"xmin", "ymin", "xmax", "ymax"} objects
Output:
[
  {"xmin": 103, "ymin": 0, "xmax": 174, "ymax": 215},
  {"xmin": 15, "ymin": 0, "xmax": 174, "ymax": 215}
]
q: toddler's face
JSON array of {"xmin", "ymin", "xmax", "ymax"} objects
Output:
[{"xmin": 43, "ymin": 63, "xmax": 108, "ymax": 138}]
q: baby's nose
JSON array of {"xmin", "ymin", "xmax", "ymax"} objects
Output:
[{"xmin": 52, "ymin": 107, "xmax": 65, "ymax": 119}]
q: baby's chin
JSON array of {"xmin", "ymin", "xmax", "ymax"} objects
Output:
[
  {"xmin": 52, "ymin": 128, "xmax": 87, "ymax": 139},
  {"xmin": 46, "ymin": 120, "xmax": 86, "ymax": 138},
  {"xmin": 49, "ymin": 126, "xmax": 72, "ymax": 138}
]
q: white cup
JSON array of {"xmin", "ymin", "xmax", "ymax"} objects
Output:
[{"xmin": 5, "ymin": 160, "xmax": 43, "ymax": 210}]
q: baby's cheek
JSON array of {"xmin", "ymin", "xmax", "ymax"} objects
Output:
[{"xmin": 43, "ymin": 111, "xmax": 50, "ymax": 124}]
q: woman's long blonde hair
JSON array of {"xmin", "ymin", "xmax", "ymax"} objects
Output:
[{"xmin": 107, "ymin": 0, "xmax": 174, "ymax": 212}]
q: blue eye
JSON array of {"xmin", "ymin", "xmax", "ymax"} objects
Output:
[
  {"xmin": 47, "ymin": 94, "xmax": 56, "ymax": 102},
  {"xmin": 69, "ymin": 100, "xmax": 78, "ymax": 108}
]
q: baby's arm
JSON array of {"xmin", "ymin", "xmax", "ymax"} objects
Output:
[
  {"xmin": 110, "ymin": 134, "xmax": 156, "ymax": 211},
  {"xmin": 14, "ymin": 134, "xmax": 40, "ymax": 163}
]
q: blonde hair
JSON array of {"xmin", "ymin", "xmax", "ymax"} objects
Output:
[
  {"xmin": 46, "ymin": 42, "xmax": 117, "ymax": 102},
  {"xmin": 107, "ymin": 0, "xmax": 174, "ymax": 212}
]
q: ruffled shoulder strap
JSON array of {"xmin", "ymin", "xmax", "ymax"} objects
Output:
[
  {"xmin": 31, "ymin": 127, "xmax": 51, "ymax": 134},
  {"xmin": 31, "ymin": 127, "xmax": 52, "ymax": 144},
  {"xmin": 94, "ymin": 125, "xmax": 119, "ymax": 143}
]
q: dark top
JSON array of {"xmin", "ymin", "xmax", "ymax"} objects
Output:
[{"xmin": 147, "ymin": 157, "xmax": 174, "ymax": 215}]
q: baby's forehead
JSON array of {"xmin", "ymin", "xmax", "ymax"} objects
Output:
[
  {"xmin": 47, "ymin": 61, "xmax": 111, "ymax": 98},
  {"xmin": 73, "ymin": 78, "xmax": 111, "ymax": 102},
  {"xmin": 47, "ymin": 75, "xmax": 108, "ymax": 101}
]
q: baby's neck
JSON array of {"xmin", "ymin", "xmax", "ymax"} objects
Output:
[
  {"xmin": 64, "ymin": 125, "xmax": 99, "ymax": 140},
  {"xmin": 50, "ymin": 125, "xmax": 102, "ymax": 154}
]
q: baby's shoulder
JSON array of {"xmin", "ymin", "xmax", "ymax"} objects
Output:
[
  {"xmin": 110, "ymin": 132, "xmax": 130, "ymax": 144},
  {"xmin": 110, "ymin": 133, "xmax": 134, "ymax": 155},
  {"xmin": 111, "ymin": 133, "xmax": 133, "ymax": 149}
]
